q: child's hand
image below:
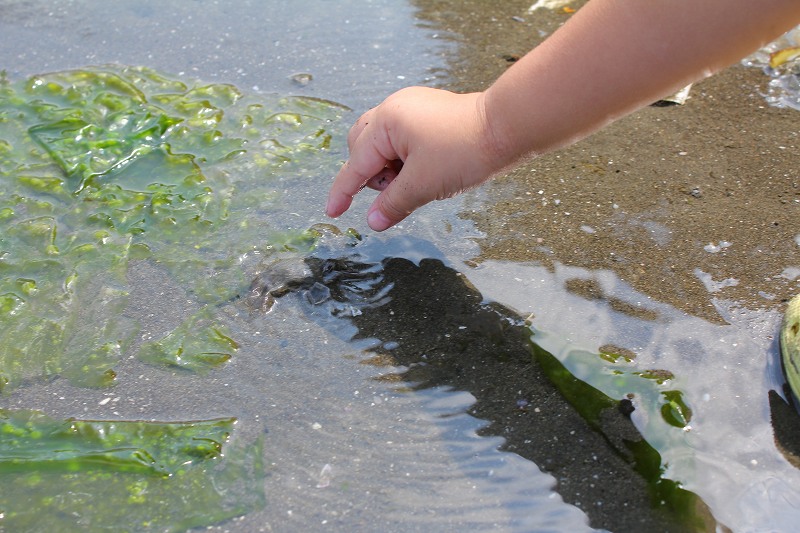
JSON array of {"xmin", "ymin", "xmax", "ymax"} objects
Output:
[
  {"xmin": 326, "ymin": 1, "xmax": 800, "ymax": 233},
  {"xmin": 326, "ymin": 87, "xmax": 501, "ymax": 231}
]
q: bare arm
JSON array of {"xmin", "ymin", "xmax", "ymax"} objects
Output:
[
  {"xmin": 484, "ymin": 0, "xmax": 800, "ymax": 162},
  {"xmin": 327, "ymin": 0, "xmax": 800, "ymax": 231}
]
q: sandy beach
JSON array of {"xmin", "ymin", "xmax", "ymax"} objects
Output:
[
  {"xmin": 415, "ymin": 0, "xmax": 798, "ymax": 322},
  {"xmin": 0, "ymin": 1, "xmax": 797, "ymax": 531}
]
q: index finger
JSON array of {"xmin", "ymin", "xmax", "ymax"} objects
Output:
[{"xmin": 325, "ymin": 119, "xmax": 399, "ymax": 218}]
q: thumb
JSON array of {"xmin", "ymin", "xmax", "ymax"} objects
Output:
[{"xmin": 365, "ymin": 162, "xmax": 430, "ymax": 231}]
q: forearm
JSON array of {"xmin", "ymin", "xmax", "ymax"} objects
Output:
[
  {"xmin": 483, "ymin": 0, "xmax": 800, "ymax": 166},
  {"xmin": 327, "ymin": 0, "xmax": 800, "ymax": 231}
]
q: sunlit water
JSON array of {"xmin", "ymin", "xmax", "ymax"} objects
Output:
[
  {"xmin": 743, "ymin": 25, "xmax": 800, "ymax": 111},
  {"xmin": 1, "ymin": 1, "xmax": 799, "ymax": 532},
  {"xmin": 464, "ymin": 258, "xmax": 800, "ymax": 532}
]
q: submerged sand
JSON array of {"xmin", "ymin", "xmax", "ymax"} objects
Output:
[
  {"xmin": 415, "ymin": 0, "xmax": 798, "ymax": 324},
  {"xmin": 408, "ymin": 1, "xmax": 799, "ymax": 530}
]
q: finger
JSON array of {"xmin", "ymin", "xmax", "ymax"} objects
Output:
[
  {"xmin": 347, "ymin": 109, "xmax": 373, "ymax": 150},
  {"xmin": 365, "ymin": 158, "xmax": 431, "ymax": 232},
  {"xmin": 326, "ymin": 122, "xmax": 399, "ymax": 218},
  {"xmin": 364, "ymin": 159, "xmax": 402, "ymax": 191}
]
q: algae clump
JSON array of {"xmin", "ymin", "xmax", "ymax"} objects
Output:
[
  {"xmin": 0, "ymin": 65, "xmax": 349, "ymax": 530},
  {"xmin": 0, "ymin": 409, "xmax": 264, "ymax": 532},
  {"xmin": 0, "ymin": 65, "xmax": 347, "ymax": 388}
]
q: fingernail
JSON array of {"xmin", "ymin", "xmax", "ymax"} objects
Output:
[
  {"xmin": 367, "ymin": 210, "xmax": 391, "ymax": 231},
  {"xmin": 325, "ymin": 194, "xmax": 342, "ymax": 218}
]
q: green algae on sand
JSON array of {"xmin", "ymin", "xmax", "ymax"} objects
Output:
[
  {"xmin": 0, "ymin": 65, "xmax": 348, "ymax": 530},
  {"xmin": 0, "ymin": 65, "xmax": 348, "ymax": 390},
  {"xmin": 137, "ymin": 306, "xmax": 239, "ymax": 373},
  {"xmin": 0, "ymin": 409, "xmax": 264, "ymax": 532},
  {"xmin": 529, "ymin": 338, "xmax": 709, "ymax": 530}
]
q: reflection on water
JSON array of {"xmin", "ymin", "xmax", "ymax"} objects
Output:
[
  {"xmin": 2, "ymin": 1, "xmax": 799, "ymax": 531},
  {"xmin": 464, "ymin": 260, "xmax": 800, "ymax": 532},
  {"xmin": 263, "ymin": 237, "xmax": 716, "ymax": 531}
]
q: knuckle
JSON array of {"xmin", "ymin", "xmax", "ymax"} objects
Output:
[{"xmin": 379, "ymin": 192, "xmax": 410, "ymax": 222}]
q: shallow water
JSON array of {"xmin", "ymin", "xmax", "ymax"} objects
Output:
[
  {"xmin": 1, "ymin": 1, "xmax": 799, "ymax": 532},
  {"xmin": 465, "ymin": 260, "xmax": 800, "ymax": 532},
  {"xmin": 0, "ymin": 1, "xmax": 595, "ymax": 531}
]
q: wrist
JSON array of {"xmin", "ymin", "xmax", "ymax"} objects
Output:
[
  {"xmin": 475, "ymin": 90, "xmax": 512, "ymax": 174},
  {"xmin": 477, "ymin": 86, "xmax": 537, "ymax": 177}
]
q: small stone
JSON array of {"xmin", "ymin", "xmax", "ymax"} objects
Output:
[
  {"xmin": 306, "ymin": 282, "xmax": 331, "ymax": 305},
  {"xmin": 289, "ymin": 73, "xmax": 313, "ymax": 86}
]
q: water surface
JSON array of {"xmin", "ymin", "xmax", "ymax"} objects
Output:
[{"xmin": 2, "ymin": 1, "xmax": 799, "ymax": 532}]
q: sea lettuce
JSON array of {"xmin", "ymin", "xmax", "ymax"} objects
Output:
[
  {"xmin": 0, "ymin": 65, "xmax": 348, "ymax": 389},
  {"xmin": 0, "ymin": 65, "xmax": 348, "ymax": 530},
  {"xmin": 0, "ymin": 409, "xmax": 264, "ymax": 532}
]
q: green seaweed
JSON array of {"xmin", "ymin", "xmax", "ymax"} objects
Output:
[
  {"xmin": 528, "ymin": 337, "xmax": 709, "ymax": 531},
  {"xmin": 0, "ymin": 409, "xmax": 264, "ymax": 532},
  {"xmin": 0, "ymin": 65, "xmax": 348, "ymax": 390},
  {"xmin": 0, "ymin": 409, "xmax": 234, "ymax": 475},
  {"xmin": 549, "ymin": 341, "xmax": 693, "ymax": 435},
  {"xmin": 138, "ymin": 307, "xmax": 238, "ymax": 374},
  {"xmin": 0, "ymin": 65, "xmax": 348, "ymax": 530}
]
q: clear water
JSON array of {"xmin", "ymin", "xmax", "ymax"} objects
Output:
[
  {"xmin": 743, "ymin": 25, "xmax": 800, "ymax": 111},
  {"xmin": 0, "ymin": 1, "xmax": 595, "ymax": 531},
  {"xmin": 1, "ymin": 1, "xmax": 799, "ymax": 532}
]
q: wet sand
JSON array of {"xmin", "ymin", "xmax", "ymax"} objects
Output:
[
  {"xmin": 407, "ymin": 1, "xmax": 799, "ymax": 531},
  {"xmin": 415, "ymin": 0, "xmax": 798, "ymax": 323},
  {"xmin": 351, "ymin": 257, "xmax": 718, "ymax": 532},
  {"xmin": 0, "ymin": 1, "xmax": 796, "ymax": 531}
]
